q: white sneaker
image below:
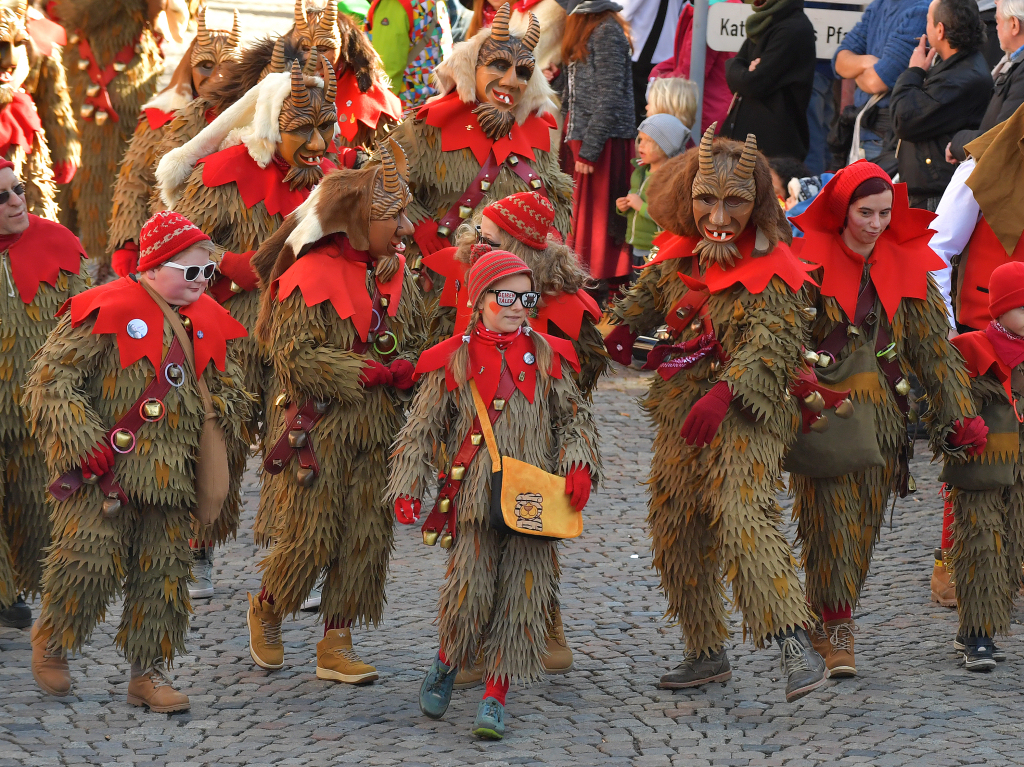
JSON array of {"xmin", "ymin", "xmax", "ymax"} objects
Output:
[
  {"xmin": 300, "ymin": 581, "xmax": 322, "ymax": 612},
  {"xmin": 189, "ymin": 550, "xmax": 214, "ymax": 599}
]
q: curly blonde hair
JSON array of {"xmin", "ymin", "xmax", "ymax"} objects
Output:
[{"xmin": 647, "ymin": 77, "xmax": 698, "ymax": 129}]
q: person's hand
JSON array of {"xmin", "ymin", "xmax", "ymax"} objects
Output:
[
  {"xmin": 603, "ymin": 324, "xmax": 638, "ymax": 366},
  {"xmin": 909, "ymin": 34, "xmax": 937, "ymax": 71},
  {"xmin": 564, "ymin": 464, "xmax": 592, "ymax": 512},
  {"xmin": 542, "ymin": 64, "xmax": 560, "ymax": 82},
  {"xmin": 359, "ymin": 360, "xmax": 394, "ymax": 388},
  {"xmin": 748, "ymin": 57, "xmax": 761, "ymax": 72},
  {"xmin": 949, "ymin": 416, "xmax": 988, "ymax": 457},
  {"xmin": 389, "ymin": 359, "xmax": 416, "ymax": 390},
  {"xmin": 945, "ymin": 142, "xmax": 957, "ymax": 165},
  {"xmin": 575, "ymin": 160, "xmax": 594, "ymax": 175},
  {"xmin": 615, "ymin": 196, "xmax": 630, "ymax": 212},
  {"xmin": 80, "ymin": 442, "xmax": 115, "ymax": 478},
  {"xmin": 394, "ymin": 495, "xmax": 422, "ymax": 524},
  {"xmin": 680, "ymin": 381, "xmax": 732, "ymax": 446},
  {"xmin": 625, "ymin": 193, "xmax": 643, "ymax": 211},
  {"xmin": 52, "ymin": 161, "xmax": 77, "ymax": 185}
]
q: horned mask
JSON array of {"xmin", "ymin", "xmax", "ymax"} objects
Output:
[
  {"xmin": 294, "ymin": 0, "xmax": 341, "ymax": 57},
  {"xmin": 277, "ymin": 50, "xmax": 338, "ymax": 191},
  {"xmin": 0, "ymin": 0, "xmax": 29, "ymax": 101},
  {"xmin": 191, "ymin": 8, "xmax": 242, "ymax": 68},
  {"xmin": 474, "ymin": 3, "xmax": 540, "ymax": 140},
  {"xmin": 371, "ymin": 137, "xmax": 411, "ymax": 221}
]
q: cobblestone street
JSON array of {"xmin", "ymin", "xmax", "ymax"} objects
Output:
[{"xmin": 2, "ymin": 368, "xmax": 1023, "ymax": 766}]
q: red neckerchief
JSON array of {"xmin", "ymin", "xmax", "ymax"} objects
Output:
[
  {"xmin": 416, "ymin": 90, "xmax": 558, "ymax": 166},
  {"xmin": 951, "ymin": 327, "xmax": 1014, "ymax": 401},
  {"xmin": 77, "ymin": 34, "xmax": 139, "ymax": 122},
  {"xmin": 482, "ymin": 4, "xmax": 497, "ymax": 25},
  {"xmin": 414, "ymin": 326, "xmax": 580, "ymax": 406},
  {"xmin": 645, "ymin": 229, "xmax": 817, "ymax": 295},
  {"xmin": 26, "ymin": 14, "xmax": 65, "ymax": 57},
  {"xmin": 792, "ymin": 182, "xmax": 942, "ymax": 321},
  {"xmin": 58, "ymin": 277, "xmax": 247, "ymax": 373},
  {"xmin": 198, "ymin": 143, "xmax": 335, "ymax": 218},
  {"xmin": 334, "ymin": 69, "xmax": 403, "ymax": 142},
  {"xmin": 988, "ymin": 320, "xmax": 1024, "ymax": 368},
  {"xmin": 0, "ymin": 92, "xmax": 42, "ymax": 156},
  {"xmin": 272, "ymin": 234, "xmax": 405, "ymax": 341},
  {"xmin": 4, "ymin": 215, "xmax": 85, "ymax": 304}
]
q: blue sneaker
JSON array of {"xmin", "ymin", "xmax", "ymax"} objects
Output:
[
  {"xmin": 472, "ymin": 696, "xmax": 505, "ymax": 740},
  {"xmin": 419, "ymin": 654, "xmax": 456, "ymax": 719}
]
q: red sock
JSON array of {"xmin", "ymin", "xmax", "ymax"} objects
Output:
[
  {"xmin": 941, "ymin": 494, "xmax": 955, "ymax": 551},
  {"xmin": 258, "ymin": 588, "xmax": 274, "ymax": 605},
  {"xmin": 324, "ymin": 618, "xmax": 351, "ymax": 635},
  {"xmin": 437, "ymin": 647, "xmax": 450, "ymax": 666},
  {"xmin": 483, "ymin": 675, "xmax": 509, "ymax": 705},
  {"xmin": 821, "ymin": 602, "xmax": 852, "ymax": 622}
]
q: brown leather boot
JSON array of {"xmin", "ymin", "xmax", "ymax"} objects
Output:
[
  {"xmin": 127, "ymin": 662, "xmax": 190, "ymax": 713},
  {"xmin": 542, "ymin": 605, "xmax": 573, "ymax": 673},
  {"xmin": 316, "ymin": 628, "xmax": 378, "ymax": 684},
  {"xmin": 930, "ymin": 549, "xmax": 957, "ymax": 608},
  {"xmin": 30, "ymin": 619, "xmax": 71, "ymax": 696},
  {"xmin": 823, "ymin": 619, "xmax": 856, "ymax": 678},
  {"xmin": 247, "ymin": 592, "xmax": 284, "ymax": 669},
  {"xmin": 808, "ymin": 621, "xmax": 830, "ymax": 660}
]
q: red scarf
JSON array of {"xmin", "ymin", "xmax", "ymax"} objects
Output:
[
  {"xmin": 987, "ymin": 320, "xmax": 1024, "ymax": 369},
  {"xmin": 0, "ymin": 92, "xmax": 42, "ymax": 156},
  {"xmin": 3, "ymin": 215, "xmax": 84, "ymax": 304}
]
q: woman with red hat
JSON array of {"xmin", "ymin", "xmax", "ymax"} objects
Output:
[
  {"xmin": 388, "ymin": 245, "xmax": 601, "ymax": 740},
  {"xmin": 24, "ymin": 210, "xmax": 251, "ymax": 714},
  {"xmin": 789, "ymin": 160, "xmax": 986, "ymax": 678}
]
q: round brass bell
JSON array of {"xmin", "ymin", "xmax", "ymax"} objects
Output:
[
  {"xmin": 834, "ymin": 398, "xmax": 854, "ymax": 419},
  {"xmin": 139, "ymin": 398, "xmax": 165, "ymax": 422},
  {"xmin": 229, "ymin": 281, "xmax": 242, "ymax": 294},
  {"xmin": 895, "ymin": 378, "xmax": 911, "ymax": 396},
  {"xmin": 439, "ymin": 533, "xmax": 454, "ymax": 549},
  {"xmin": 164, "ymin": 363, "xmax": 185, "ymax": 387},
  {"xmin": 287, "ymin": 429, "xmax": 307, "ymax": 449},
  {"xmin": 101, "ymin": 497, "xmax": 121, "ymax": 520},
  {"xmin": 80, "ymin": 103, "xmax": 95, "ymax": 119},
  {"xmin": 69, "ymin": 33, "xmax": 80, "ymax": 44},
  {"xmin": 438, "ymin": 498, "xmax": 451, "ymax": 514},
  {"xmin": 94, "ymin": 111, "xmax": 109, "ymax": 126},
  {"xmin": 180, "ymin": 315, "xmax": 192, "ymax": 331},
  {"xmin": 112, "ymin": 61, "xmax": 127, "ymax": 72},
  {"xmin": 803, "ymin": 391, "xmax": 826, "ymax": 413},
  {"xmin": 296, "ymin": 466, "xmax": 316, "ymax": 487},
  {"xmin": 802, "ymin": 349, "xmax": 820, "ymax": 365},
  {"xmin": 689, "ymin": 319, "xmax": 702, "ymax": 332},
  {"xmin": 273, "ymin": 392, "xmax": 288, "ymax": 407},
  {"xmin": 908, "ymin": 410, "xmax": 919, "ymax": 423},
  {"xmin": 809, "ymin": 414, "xmax": 829, "ymax": 433},
  {"xmin": 77, "ymin": 58, "xmax": 89, "ymax": 70},
  {"xmin": 111, "ymin": 428, "xmax": 134, "ymax": 452},
  {"xmin": 422, "ymin": 530, "xmax": 439, "ymax": 546},
  {"xmin": 86, "ymin": 83, "xmax": 100, "ymax": 98}
]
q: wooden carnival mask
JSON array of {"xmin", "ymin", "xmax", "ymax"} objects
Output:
[
  {"xmin": 691, "ymin": 124, "xmax": 757, "ymax": 268},
  {"xmin": 276, "ymin": 51, "xmax": 337, "ymax": 192},
  {"xmin": 0, "ymin": 0, "xmax": 29, "ymax": 98},
  {"xmin": 292, "ymin": 0, "xmax": 341, "ymax": 66},
  {"xmin": 474, "ymin": 3, "xmax": 540, "ymax": 140},
  {"xmin": 190, "ymin": 8, "xmax": 242, "ymax": 99},
  {"xmin": 368, "ymin": 138, "xmax": 413, "ymax": 274}
]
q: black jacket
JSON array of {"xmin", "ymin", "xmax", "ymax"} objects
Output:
[
  {"xmin": 890, "ymin": 49, "xmax": 992, "ymax": 196},
  {"xmin": 721, "ymin": 0, "xmax": 816, "ymax": 158},
  {"xmin": 949, "ymin": 57, "xmax": 1024, "ymax": 161}
]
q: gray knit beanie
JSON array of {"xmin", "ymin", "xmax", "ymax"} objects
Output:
[{"xmin": 637, "ymin": 114, "xmax": 690, "ymax": 159}]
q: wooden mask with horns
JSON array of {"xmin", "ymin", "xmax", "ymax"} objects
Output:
[
  {"xmin": 190, "ymin": 8, "xmax": 242, "ymax": 96},
  {"xmin": 294, "ymin": 0, "xmax": 341, "ymax": 58},
  {"xmin": 0, "ymin": 0, "xmax": 28, "ymax": 94},
  {"xmin": 277, "ymin": 50, "xmax": 338, "ymax": 189}
]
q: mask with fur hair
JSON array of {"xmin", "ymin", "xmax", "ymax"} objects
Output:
[
  {"xmin": 277, "ymin": 51, "xmax": 337, "ymax": 191},
  {"xmin": 473, "ymin": 3, "xmax": 540, "ymax": 139},
  {"xmin": 0, "ymin": 1, "xmax": 29, "ymax": 104}
]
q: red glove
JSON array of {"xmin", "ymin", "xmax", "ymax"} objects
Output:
[
  {"xmin": 218, "ymin": 250, "xmax": 259, "ymax": 292},
  {"xmin": 604, "ymin": 324, "xmax": 638, "ymax": 366},
  {"xmin": 394, "ymin": 495, "xmax": 421, "ymax": 524},
  {"xmin": 80, "ymin": 442, "xmax": 115, "ymax": 478},
  {"xmin": 389, "ymin": 359, "xmax": 416, "ymax": 390},
  {"xmin": 564, "ymin": 464, "xmax": 592, "ymax": 512},
  {"xmin": 52, "ymin": 161, "xmax": 77, "ymax": 185},
  {"xmin": 949, "ymin": 416, "xmax": 988, "ymax": 457},
  {"xmin": 359, "ymin": 360, "xmax": 394, "ymax": 388},
  {"xmin": 680, "ymin": 381, "xmax": 732, "ymax": 446},
  {"xmin": 111, "ymin": 242, "xmax": 139, "ymax": 277}
]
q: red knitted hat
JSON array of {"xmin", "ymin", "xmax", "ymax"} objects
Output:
[
  {"xmin": 482, "ymin": 192, "xmax": 555, "ymax": 251},
  {"xmin": 989, "ymin": 261, "xmax": 1024, "ymax": 319},
  {"xmin": 0, "ymin": 158, "xmax": 14, "ymax": 173},
  {"xmin": 138, "ymin": 210, "xmax": 212, "ymax": 272},
  {"xmin": 466, "ymin": 245, "xmax": 533, "ymax": 309},
  {"xmin": 827, "ymin": 160, "xmax": 894, "ymax": 229}
]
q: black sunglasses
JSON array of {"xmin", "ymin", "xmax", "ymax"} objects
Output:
[
  {"xmin": 0, "ymin": 183, "xmax": 26, "ymax": 205},
  {"xmin": 475, "ymin": 225, "xmax": 502, "ymax": 249},
  {"xmin": 487, "ymin": 288, "xmax": 539, "ymax": 308}
]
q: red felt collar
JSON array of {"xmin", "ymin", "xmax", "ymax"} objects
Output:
[
  {"xmin": 144, "ymin": 107, "xmax": 178, "ymax": 131},
  {"xmin": 645, "ymin": 229, "xmax": 817, "ymax": 295},
  {"xmin": 26, "ymin": 14, "xmax": 65, "ymax": 58},
  {"xmin": 0, "ymin": 92, "xmax": 41, "ymax": 156},
  {"xmin": 5, "ymin": 215, "xmax": 84, "ymax": 304},
  {"xmin": 199, "ymin": 144, "xmax": 334, "ymax": 218},
  {"xmin": 335, "ymin": 69, "xmax": 403, "ymax": 142},
  {"xmin": 416, "ymin": 90, "xmax": 557, "ymax": 166},
  {"xmin": 952, "ymin": 328, "xmax": 1014, "ymax": 401},
  {"xmin": 272, "ymin": 234, "xmax": 405, "ymax": 341},
  {"xmin": 791, "ymin": 182, "xmax": 942, "ymax": 321},
  {"xmin": 58, "ymin": 277, "xmax": 247, "ymax": 373}
]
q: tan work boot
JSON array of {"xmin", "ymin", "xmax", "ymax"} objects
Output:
[
  {"xmin": 823, "ymin": 619, "xmax": 856, "ymax": 678},
  {"xmin": 454, "ymin": 663, "xmax": 484, "ymax": 689},
  {"xmin": 247, "ymin": 592, "xmax": 284, "ymax": 669},
  {"xmin": 808, "ymin": 621, "xmax": 830, "ymax": 660},
  {"xmin": 127, "ymin": 662, "xmax": 190, "ymax": 713},
  {"xmin": 30, "ymin": 619, "xmax": 71, "ymax": 696},
  {"xmin": 316, "ymin": 628, "xmax": 378, "ymax": 684},
  {"xmin": 930, "ymin": 549, "xmax": 957, "ymax": 608},
  {"xmin": 542, "ymin": 605, "xmax": 573, "ymax": 673}
]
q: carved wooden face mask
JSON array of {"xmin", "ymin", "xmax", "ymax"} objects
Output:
[
  {"xmin": 473, "ymin": 3, "xmax": 540, "ymax": 140},
  {"xmin": 190, "ymin": 8, "xmax": 242, "ymax": 99},
  {"xmin": 368, "ymin": 138, "xmax": 414, "ymax": 263},
  {"xmin": 0, "ymin": 1, "xmax": 29, "ymax": 97},
  {"xmin": 691, "ymin": 125, "xmax": 757, "ymax": 268},
  {"xmin": 276, "ymin": 51, "xmax": 338, "ymax": 191},
  {"xmin": 293, "ymin": 0, "xmax": 341, "ymax": 66}
]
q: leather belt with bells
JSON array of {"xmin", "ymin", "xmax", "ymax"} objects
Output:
[
  {"xmin": 351, "ymin": 283, "xmax": 398, "ymax": 363},
  {"xmin": 420, "ymin": 365, "xmax": 517, "ymax": 550},
  {"xmin": 263, "ymin": 399, "xmax": 330, "ymax": 487},
  {"xmin": 48, "ymin": 337, "xmax": 189, "ymax": 519}
]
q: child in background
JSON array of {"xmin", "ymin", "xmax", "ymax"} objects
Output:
[
  {"xmin": 616, "ymin": 113, "xmax": 689, "ymax": 273},
  {"xmin": 646, "ymin": 77, "xmax": 699, "ymax": 132}
]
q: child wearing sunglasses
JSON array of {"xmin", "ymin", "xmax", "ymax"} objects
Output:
[
  {"xmin": 25, "ymin": 211, "xmax": 251, "ymax": 714},
  {"xmin": 388, "ymin": 245, "xmax": 601, "ymax": 740}
]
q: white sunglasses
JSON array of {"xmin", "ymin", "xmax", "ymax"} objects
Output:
[{"xmin": 161, "ymin": 261, "xmax": 217, "ymax": 281}]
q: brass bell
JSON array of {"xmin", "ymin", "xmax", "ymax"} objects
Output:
[
  {"xmin": 81, "ymin": 472, "xmax": 99, "ymax": 485},
  {"xmin": 165, "ymin": 364, "xmax": 184, "ymax": 386},
  {"xmin": 471, "ymin": 433, "xmax": 482, "ymax": 445},
  {"xmin": 77, "ymin": 58, "xmax": 89, "ymax": 70},
  {"xmin": 450, "ymin": 465, "xmax": 466, "ymax": 481},
  {"xmin": 94, "ymin": 111, "xmax": 109, "ymax": 126},
  {"xmin": 846, "ymin": 325, "xmax": 862, "ymax": 337},
  {"xmin": 689, "ymin": 319, "xmax": 702, "ymax": 332},
  {"xmin": 803, "ymin": 306, "xmax": 817, "ymax": 318},
  {"xmin": 101, "ymin": 497, "xmax": 121, "ymax": 519},
  {"xmin": 422, "ymin": 530, "xmax": 439, "ymax": 546},
  {"xmin": 69, "ymin": 33, "xmax": 80, "ymax": 44},
  {"xmin": 438, "ymin": 498, "xmax": 451, "ymax": 514},
  {"xmin": 112, "ymin": 61, "xmax": 127, "ymax": 72},
  {"xmin": 710, "ymin": 360, "xmax": 720, "ymax": 371},
  {"xmin": 492, "ymin": 398, "xmax": 506, "ymax": 411},
  {"xmin": 439, "ymin": 533, "xmax": 454, "ymax": 549},
  {"xmin": 508, "ymin": 155, "xmax": 519, "ymax": 165},
  {"xmin": 86, "ymin": 83, "xmax": 100, "ymax": 98},
  {"xmin": 181, "ymin": 316, "xmax": 192, "ymax": 331},
  {"xmin": 296, "ymin": 466, "xmax": 316, "ymax": 487},
  {"xmin": 480, "ymin": 180, "xmax": 491, "ymax": 191},
  {"xmin": 907, "ymin": 475, "xmax": 917, "ymax": 493},
  {"xmin": 834, "ymin": 398, "xmax": 854, "ymax": 419},
  {"xmin": 287, "ymin": 429, "xmax": 307, "ymax": 448},
  {"xmin": 816, "ymin": 354, "xmax": 831, "ymax": 368},
  {"xmin": 908, "ymin": 409, "xmax": 919, "ymax": 423},
  {"xmin": 436, "ymin": 226, "xmax": 451, "ymax": 238},
  {"xmin": 809, "ymin": 414, "xmax": 829, "ymax": 433},
  {"xmin": 112, "ymin": 429, "xmax": 134, "ymax": 451},
  {"xmin": 274, "ymin": 392, "xmax": 288, "ymax": 407},
  {"xmin": 530, "ymin": 179, "xmax": 542, "ymax": 189},
  {"xmin": 409, "ymin": 255, "xmax": 424, "ymax": 271},
  {"xmin": 313, "ymin": 401, "xmax": 329, "ymax": 414},
  {"xmin": 380, "ymin": 297, "xmax": 389, "ymax": 308},
  {"xmin": 80, "ymin": 103, "xmax": 95, "ymax": 119},
  {"xmin": 229, "ymin": 281, "xmax": 242, "ymax": 293},
  {"xmin": 458, "ymin": 205, "xmax": 472, "ymax": 219},
  {"xmin": 803, "ymin": 391, "xmax": 825, "ymax": 414},
  {"xmin": 140, "ymin": 398, "xmax": 164, "ymax": 421},
  {"xmin": 802, "ymin": 349, "xmax": 820, "ymax": 365},
  {"xmin": 895, "ymin": 378, "xmax": 911, "ymax": 396}
]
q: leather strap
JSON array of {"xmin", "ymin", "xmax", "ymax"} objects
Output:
[
  {"xmin": 350, "ymin": 280, "xmax": 397, "ymax": 361},
  {"xmin": 262, "ymin": 399, "xmax": 328, "ymax": 476}
]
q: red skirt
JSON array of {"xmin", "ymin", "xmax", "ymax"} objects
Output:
[{"xmin": 566, "ymin": 137, "xmax": 634, "ymax": 281}]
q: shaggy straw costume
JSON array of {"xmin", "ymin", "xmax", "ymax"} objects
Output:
[
  {"xmin": 0, "ymin": 203, "xmax": 87, "ymax": 616},
  {"xmin": 788, "ymin": 162, "xmax": 978, "ymax": 669},
  {"xmin": 392, "ymin": 3, "xmax": 572, "ymax": 279},
  {"xmin": 57, "ymin": 0, "xmax": 164, "ymax": 263},
  {"xmin": 608, "ymin": 129, "xmax": 822, "ymax": 693}
]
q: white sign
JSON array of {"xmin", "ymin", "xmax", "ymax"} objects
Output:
[{"xmin": 707, "ymin": 3, "xmax": 864, "ymax": 60}]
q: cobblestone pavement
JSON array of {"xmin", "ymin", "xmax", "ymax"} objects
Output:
[{"xmin": 3, "ymin": 367, "xmax": 1023, "ymax": 766}]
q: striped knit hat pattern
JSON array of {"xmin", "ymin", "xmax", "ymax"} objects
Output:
[{"xmin": 467, "ymin": 245, "xmax": 534, "ymax": 308}]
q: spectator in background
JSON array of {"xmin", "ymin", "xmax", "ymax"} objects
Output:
[
  {"xmin": 621, "ymin": 0, "xmax": 684, "ymax": 124},
  {"xmin": 563, "ymin": 0, "xmax": 636, "ymax": 290},
  {"xmin": 890, "ymin": 0, "xmax": 991, "ymax": 209},
  {"xmin": 978, "ymin": 0, "xmax": 1005, "ymax": 65},
  {"xmin": 722, "ymin": 0, "xmax": 816, "ymax": 158},
  {"xmin": 365, "ymin": 0, "xmax": 453, "ymax": 109},
  {"xmin": 949, "ymin": 0, "xmax": 1024, "ymax": 161},
  {"xmin": 834, "ymin": 0, "xmax": 930, "ymax": 163},
  {"xmin": 646, "ymin": 77, "xmax": 698, "ymax": 130},
  {"xmin": 769, "ymin": 156, "xmax": 812, "ymax": 205}
]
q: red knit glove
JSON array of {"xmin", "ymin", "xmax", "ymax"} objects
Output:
[
  {"xmin": 604, "ymin": 324, "xmax": 638, "ymax": 366},
  {"xmin": 389, "ymin": 359, "xmax": 416, "ymax": 390},
  {"xmin": 359, "ymin": 360, "xmax": 394, "ymax": 388},
  {"xmin": 80, "ymin": 442, "xmax": 115, "ymax": 478},
  {"xmin": 111, "ymin": 242, "xmax": 139, "ymax": 277},
  {"xmin": 564, "ymin": 464, "xmax": 592, "ymax": 512},
  {"xmin": 52, "ymin": 161, "xmax": 77, "ymax": 185},
  {"xmin": 394, "ymin": 495, "xmax": 421, "ymax": 524},
  {"xmin": 218, "ymin": 250, "xmax": 259, "ymax": 292},
  {"xmin": 949, "ymin": 416, "xmax": 988, "ymax": 457},
  {"xmin": 680, "ymin": 381, "xmax": 732, "ymax": 446}
]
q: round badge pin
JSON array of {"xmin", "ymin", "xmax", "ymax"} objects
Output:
[
  {"xmin": 126, "ymin": 319, "xmax": 148, "ymax": 339},
  {"xmin": 523, "ymin": 352, "xmax": 535, "ymax": 365}
]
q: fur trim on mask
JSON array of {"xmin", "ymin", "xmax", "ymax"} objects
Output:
[{"xmin": 432, "ymin": 16, "xmax": 558, "ymax": 123}]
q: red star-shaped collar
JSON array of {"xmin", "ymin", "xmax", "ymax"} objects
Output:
[
  {"xmin": 5, "ymin": 215, "xmax": 84, "ymax": 304},
  {"xmin": 335, "ymin": 69, "xmax": 403, "ymax": 142}
]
